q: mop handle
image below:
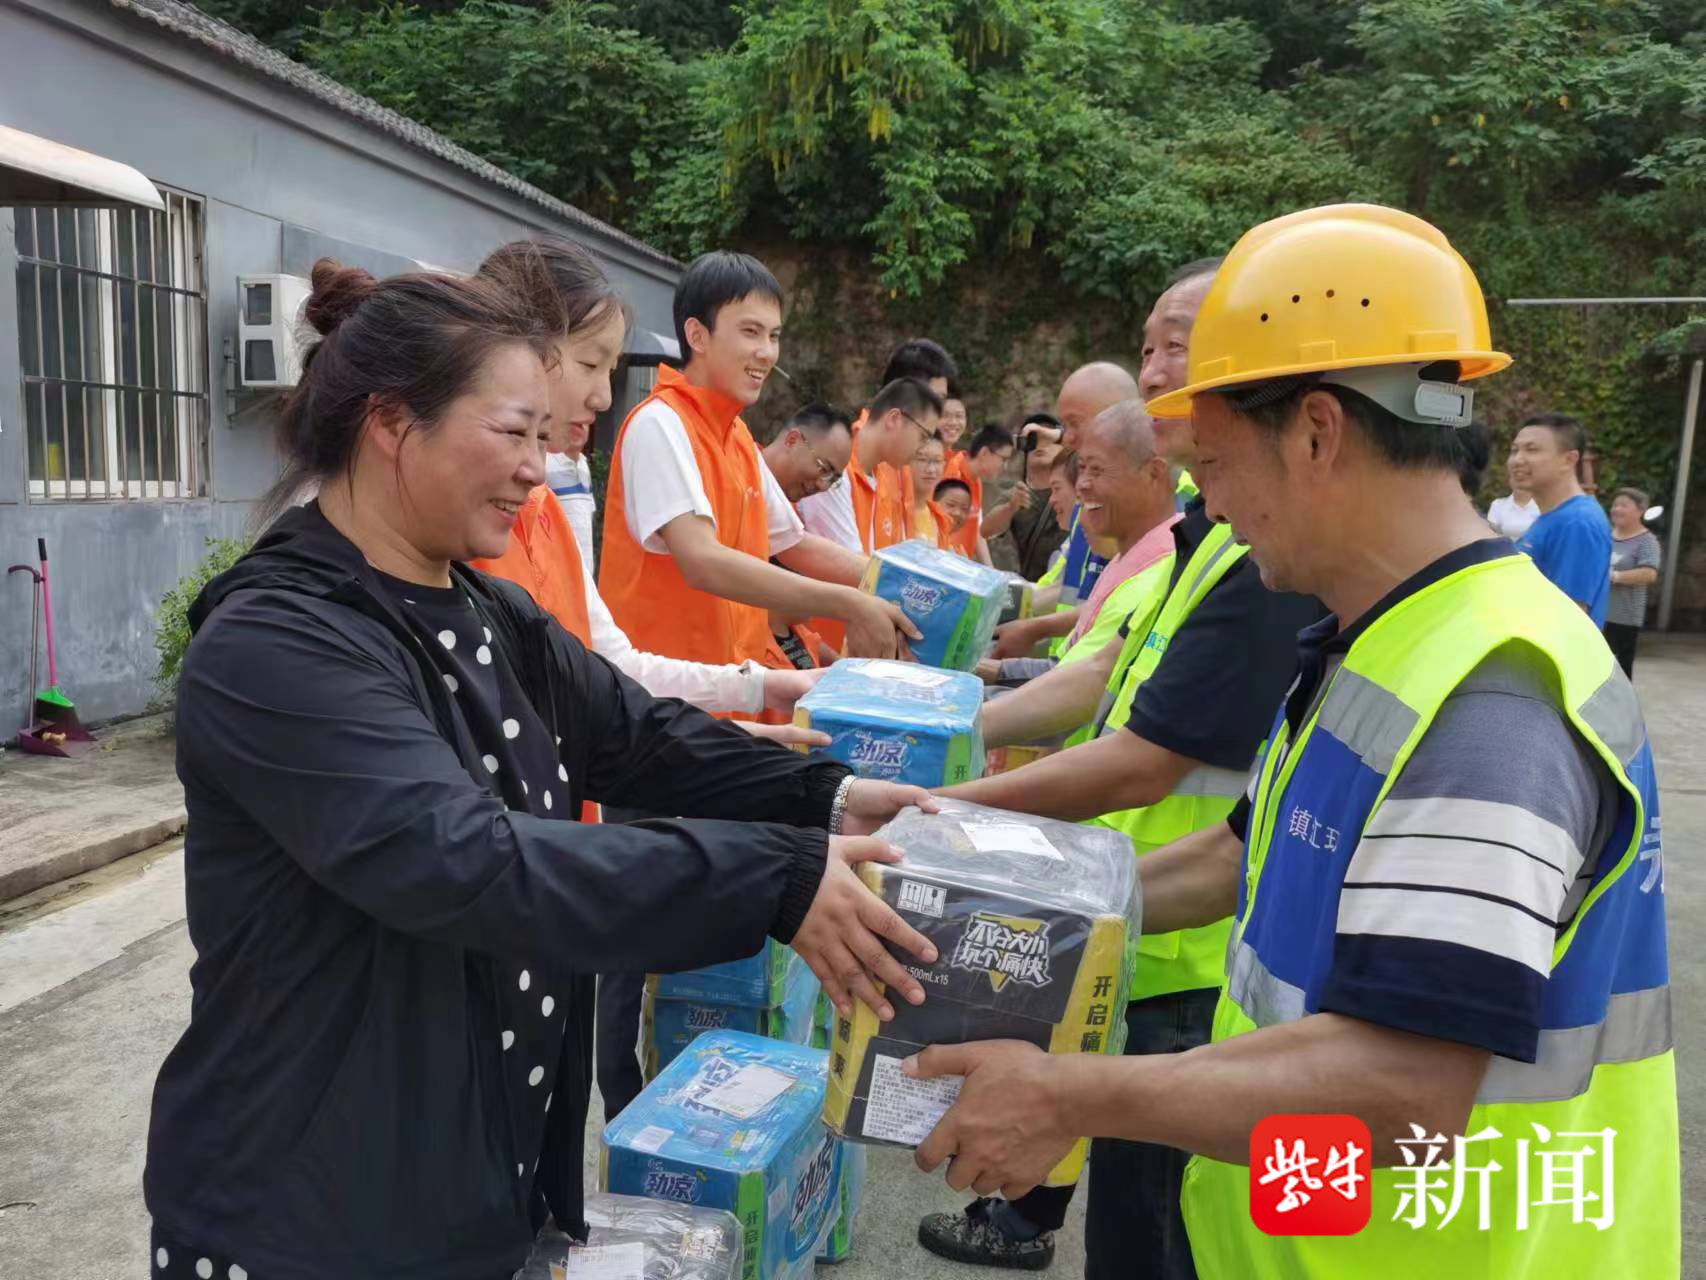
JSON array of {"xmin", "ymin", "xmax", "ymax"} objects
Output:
[
  {"xmin": 6, "ymin": 564, "xmax": 40, "ymax": 724},
  {"xmin": 38, "ymin": 538, "xmax": 57, "ymax": 690}
]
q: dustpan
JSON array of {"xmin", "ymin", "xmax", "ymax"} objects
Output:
[{"xmin": 9, "ymin": 542, "xmax": 96, "ymax": 757}]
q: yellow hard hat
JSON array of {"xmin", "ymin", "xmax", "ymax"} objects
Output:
[{"xmin": 1147, "ymin": 204, "xmax": 1511, "ymax": 420}]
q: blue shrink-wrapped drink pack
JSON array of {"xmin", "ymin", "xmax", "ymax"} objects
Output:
[
  {"xmin": 859, "ymin": 539, "xmax": 1011, "ymax": 671},
  {"xmin": 603, "ymin": 1032, "xmax": 842, "ymax": 1280},
  {"xmin": 644, "ymin": 962, "xmax": 821, "ymax": 1082},
  {"xmin": 650, "ymin": 940, "xmax": 801, "ymax": 1009},
  {"xmin": 794, "ymin": 658, "xmax": 984, "ymax": 788},
  {"xmin": 815, "ymin": 1141, "xmax": 866, "ymax": 1264},
  {"xmin": 513, "ymin": 1192, "xmax": 743, "ymax": 1279}
]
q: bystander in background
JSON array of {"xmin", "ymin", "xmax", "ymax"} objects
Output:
[
  {"xmin": 1487, "ymin": 446, "xmax": 1540, "ymax": 539},
  {"xmin": 1607, "ymin": 486, "xmax": 1662, "ymax": 676}
]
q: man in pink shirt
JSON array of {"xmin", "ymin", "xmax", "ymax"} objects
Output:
[
  {"xmin": 1066, "ymin": 400, "xmax": 1181, "ymax": 651},
  {"xmin": 981, "ymin": 400, "xmax": 1179, "ymax": 690}
]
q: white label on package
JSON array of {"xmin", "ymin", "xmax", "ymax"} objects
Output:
[
  {"xmin": 695, "ymin": 1063, "xmax": 798, "ymax": 1119},
  {"xmin": 862, "ymin": 1053, "xmax": 964, "ymax": 1145},
  {"xmin": 962, "ymin": 820, "xmax": 1065, "ymax": 861},
  {"xmin": 562, "ymin": 1241, "xmax": 644, "ymax": 1280},
  {"xmin": 628, "ymin": 1123, "xmax": 672, "ymax": 1154},
  {"xmin": 898, "ymin": 878, "xmax": 947, "ymax": 918},
  {"xmin": 860, "ymin": 660, "xmax": 951, "ymax": 689}
]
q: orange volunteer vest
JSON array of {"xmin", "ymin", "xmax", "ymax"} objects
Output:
[{"xmin": 599, "ymin": 367, "xmax": 774, "ymax": 668}]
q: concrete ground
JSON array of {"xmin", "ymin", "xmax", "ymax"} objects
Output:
[
  {"xmin": 0, "ymin": 637, "xmax": 1700, "ymax": 1277},
  {"xmin": 0, "ymin": 712, "xmax": 184, "ymax": 902}
]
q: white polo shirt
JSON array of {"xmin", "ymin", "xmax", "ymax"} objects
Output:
[{"xmin": 620, "ymin": 399, "xmax": 804, "ymax": 556}]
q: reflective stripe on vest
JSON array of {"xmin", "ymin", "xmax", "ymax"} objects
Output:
[
  {"xmin": 1085, "ymin": 522, "xmax": 1251, "ymax": 1000},
  {"xmin": 1061, "ymin": 556, "xmax": 1173, "ymax": 750},
  {"xmin": 1096, "ymin": 523, "xmax": 1246, "ymax": 738},
  {"xmin": 1183, "ymin": 553, "xmax": 1678, "ymax": 1279}
]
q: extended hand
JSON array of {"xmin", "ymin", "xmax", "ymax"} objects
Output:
[
  {"xmin": 792, "ymin": 837, "xmax": 938, "ymax": 1020},
  {"xmin": 909, "ymin": 1041, "xmax": 1078, "ymax": 1199},
  {"xmin": 1007, "ymin": 481, "xmax": 1034, "ymax": 512},
  {"xmin": 844, "ymin": 595, "xmax": 922, "ymax": 660},
  {"xmin": 760, "ymin": 666, "xmax": 827, "ymax": 716},
  {"xmin": 840, "ymin": 780, "xmax": 940, "ymax": 836},
  {"xmin": 990, "ymin": 617, "xmax": 1041, "ymax": 660},
  {"xmin": 738, "ymin": 721, "xmax": 831, "ymax": 748}
]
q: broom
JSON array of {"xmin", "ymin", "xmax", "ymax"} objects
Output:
[{"xmin": 24, "ymin": 538, "xmax": 95, "ymax": 755}]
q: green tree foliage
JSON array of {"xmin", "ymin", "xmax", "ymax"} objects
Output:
[
  {"xmin": 301, "ymin": 2, "xmax": 686, "ymax": 222},
  {"xmin": 219, "ymin": 0, "xmax": 1705, "ymax": 306},
  {"xmin": 211, "ymin": 0, "xmax": 1706, "ymax": 519}
]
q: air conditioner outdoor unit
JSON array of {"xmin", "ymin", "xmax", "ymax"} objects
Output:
[{"xmin": 237, "ymin": 273, "xmax": 311, "ymax": 387}]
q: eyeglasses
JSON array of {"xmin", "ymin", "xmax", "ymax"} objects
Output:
[
  {"xmin": 799, "ymin": 436, "xmax": 844, "ymax": 487},
  {"xmin": 899, "ymin": 411, "xmax": 934, "ymax": 446}
]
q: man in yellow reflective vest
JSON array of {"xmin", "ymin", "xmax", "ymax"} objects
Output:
[
  {"xmin": 916, "ymin": 263, "xmax": 1322, "ymax": 1276},
  {"xmin": 906, "ymin": 204, "xmax": 1679, "ymax": 1278}
]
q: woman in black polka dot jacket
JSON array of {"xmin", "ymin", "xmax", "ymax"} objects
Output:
[{"xmin": 144, "ymin": 260, "xmax": 937, "ymax": 1280}]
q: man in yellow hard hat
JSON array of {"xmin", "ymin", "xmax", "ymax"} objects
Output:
[{"xmin": 905, "ymin": 204, "xmax": 1679, "ymax": 1278}]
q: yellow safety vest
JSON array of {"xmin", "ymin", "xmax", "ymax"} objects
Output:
[
  {"xmin": 1090, "ymin": 522, "xmax": 1250, "ymax": 1000},
  {"xmin": 1182, "ymin": 553, "xmax": 1677, "ymax": 1277}
]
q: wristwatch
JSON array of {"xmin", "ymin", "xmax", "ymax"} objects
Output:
[{"xmin": 828, "ymin": 773, "xmax": 856, "ymax": 835}]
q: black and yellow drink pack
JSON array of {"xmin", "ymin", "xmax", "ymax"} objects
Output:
[{"xmin": 822, "ymin": 800, "xmax": 1139, "ymax": 1185}]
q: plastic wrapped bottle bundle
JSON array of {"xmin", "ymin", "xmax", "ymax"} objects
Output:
[
  {"xmin": 644, "ymin": 962, "xmax": 821, "ymax": 1082},
  {"xmin": 815, "ymin": 1140, "xmax": 866, "ymax": 1265},
  {"xmin": 821, "ymin": 799, "xmax": 1140, "ymax": 1187},
  {"xmin": 603, "ymin": 1032, "xmax": 843, "ymax": 1280},
  {"xmin": 650, "ymin": 939, "xmax": 801, "ymax": 1009},
  {"xmin": 512, "ymin": 1192, "xmax": 743, "ymax": 1280},
  {"xmin": 996, "ymin": 573, "xmax": 1036, "ymax": 626},
  {"xmin": 793, "ymin": 658, "xmax": 985, "ymax": 788},
  {"xmin": 859, "ymin": 539, "xmax": 1012, "ymax": 670}
]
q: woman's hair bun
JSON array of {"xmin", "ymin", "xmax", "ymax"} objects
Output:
[{"xmin": 304, "ymin": 257, "xmax": 380, "ymax": 336}]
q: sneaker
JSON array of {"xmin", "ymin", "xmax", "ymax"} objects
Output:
[{"xmin": 918, "ymin": 1199, "xmax": 1056, "ymax": 1271}]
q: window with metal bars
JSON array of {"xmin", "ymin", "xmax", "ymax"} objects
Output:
[{"xmin": 13, "ymin": 188, "xmax": 210, "ymax": 500}]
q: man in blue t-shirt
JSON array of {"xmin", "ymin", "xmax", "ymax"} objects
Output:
[{"xmin": 1510, "ymin": 412, "xmax": 1612, "ymax": 625}]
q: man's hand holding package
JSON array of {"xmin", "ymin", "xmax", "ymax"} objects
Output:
[{"xmin": 907, "ymin": 1040, "xmax": 1080, "ymax": 1199}]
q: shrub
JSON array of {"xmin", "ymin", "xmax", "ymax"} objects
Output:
[{"xmin": 153, "ymin": 537, "xmax": 249, "ymax": 701}]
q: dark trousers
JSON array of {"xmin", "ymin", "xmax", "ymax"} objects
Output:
[
  {"xmin": 1604, "ymin": 621, "xmax": 1640, "ymax": 678},
  {"xmin": 1082, "ymin": 987, "xmax": 1220, "ymax": 1280}
]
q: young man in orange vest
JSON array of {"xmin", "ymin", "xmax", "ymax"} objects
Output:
[
  {"xmin": 799, "ymin": 377, "xmax": 943, "ymax": 554},
  {"xmin": 797, "ymin": 378, "xmax": 943, "ymax": 649},
  {"xmin": 600, "ymin": 252, "xmax": 915, "ymax": 665}
]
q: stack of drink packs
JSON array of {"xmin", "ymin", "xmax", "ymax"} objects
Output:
[
  {"xmin": 859, "ymin": 539, "xmax": 1011, "ymax": 671},
  {"xmin": 602, "ymin": 1032, "xmax": 846, "ymax": 1280},
  {"xmin": 513, "ymin": 1192, "xmax": 743, "ymax": 1280},
  {"xmin": 815, "ymin": 1141, "xmax": 866, "ymax": 1264},
  {"xmin": 645, "ymin": 941, "xmax": 820, "ymax": 1082},
  {"xmin": 793, "ymin": 659, "xmax": 984, "ymax": 788},
  {"xmin": 822, "ymin": 799, "xmax": 1140, "ymax": 1186}
]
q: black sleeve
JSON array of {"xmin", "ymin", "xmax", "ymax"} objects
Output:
[
  {"xmin": 1124, "ymin": 562, "xmax": 1319, "ymax": 770},
  {"xmin": 545, "ymin": 620, "xmax": 849, "ymax": 938},
  {"xmin": 178, "ymin": 593, "xmax": 835, "ymax": 977},
  {"xmin": 1227, "ymin": 794, "xmax": 1253, "ymax": 842}
]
